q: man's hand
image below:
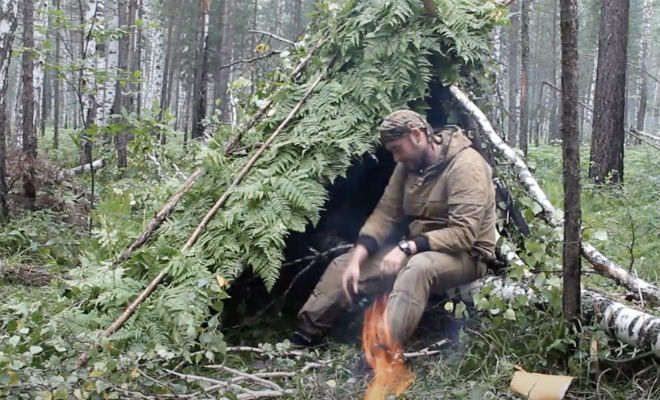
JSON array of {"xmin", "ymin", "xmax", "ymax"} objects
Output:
[
  {"xmin": 380, "ymin": 241, "xmax": 416, "ymax": 275},
  {"xmin": 341, "ymin": 260, "xmax": 360, "ymax": 303},
  {"xmin": 380, "ymin": 247, "xmax": 407, "ymax": 275},
  {"xmin": 341, "ymin": 245, "xmax": 369, "ymax": 302}
]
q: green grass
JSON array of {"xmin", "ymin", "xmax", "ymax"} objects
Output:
[{"xmin": 528, "ymin": 144, "xmax": 660, "ymax": 284}]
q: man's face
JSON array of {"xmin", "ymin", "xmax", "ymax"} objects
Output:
[{"xmin": 384, "ymin": 129, "xmax": 426, "ymax": 171}]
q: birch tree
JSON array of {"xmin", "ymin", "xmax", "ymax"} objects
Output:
[
  {"xmin": 0, "ymin": 0, "xmax": 18, "ymax": 220},
  {"xmin": 519, "ymin": 0, "xmax": 530, "ymax": 157},
  {"xmin": 507, "ymin": 1, "xmax": 519, "ymax": 146}
]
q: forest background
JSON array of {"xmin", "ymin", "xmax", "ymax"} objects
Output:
[{"xmin": 1, "ymin": 0, "xmax": 660, "ymax": 398}]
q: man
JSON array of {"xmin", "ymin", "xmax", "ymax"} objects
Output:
[{"xmin": 293, "ymin": 109, "xmax": 496, "ymax": 349}]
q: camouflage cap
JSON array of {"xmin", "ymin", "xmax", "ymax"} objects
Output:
[{"xmin": 379, "ymin": 110, "xmax": 431, "ymax": 143}]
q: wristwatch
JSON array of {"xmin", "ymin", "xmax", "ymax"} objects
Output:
[{"xmin": 397, "ymin": 240, "xmax": 413, "ymax": 256}]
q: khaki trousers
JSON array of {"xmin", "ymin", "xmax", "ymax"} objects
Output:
[{"xmin": 297, "ymin": 246, "xmax": 487, "ymax": 346}]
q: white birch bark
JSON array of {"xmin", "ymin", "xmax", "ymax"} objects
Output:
[
  {"xmin": 0, "ymin": 1, "xmax": 18, "ymax": 97},
  {"xmin": 32, "ymin": 0, "xmax": 47, "ymax": 125},
  {"xmin": 146, "ymin": 0, "xmax": 164, "ymax": 111},
  {"xmin": 449, "ymin": 84, "xmax": 660, "ymax": 306},
  {"xmin": 81, "ymin": 0, "xmax": 98, "ymax": 128},
  {"xmin": 93, "ymin": 1, "xmax": 106, "ymax": 125},
  {"xmin": 103, "ymin": 0, "xmax": 118, "ymax": 121}
]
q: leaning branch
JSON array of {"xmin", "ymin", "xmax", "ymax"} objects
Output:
[
  {"xmin": 448, "ymin": 84, "xmax": 660, "ymax": 306},
  {"xmin": 248, "ymin": 29, "xmax": 295, "ymax": 45},
  {"xmin": 77, "ymin": 73, "xmax": 327, "ymax": 368},
  {"xmin": 115, "ymin": 168, "xmax": 204, "ymax": 263}
]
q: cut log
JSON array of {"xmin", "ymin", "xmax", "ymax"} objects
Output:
[
  {"xmin": 56, "ymin": 159, "xmax": 106, "ymax": 181},
  {"xmin": 448, "ymin": 84, "xmax": 660, "ymax": 306}
]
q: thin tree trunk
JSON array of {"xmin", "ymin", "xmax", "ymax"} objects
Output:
[
  {"xmin": 190, "ymin": 0, "xmax": 210, "ymax": 139},
  {"xmin": 53, "ymin": 0, "xmax": 61, "ymax": 149},
  {"xmin": 589, "ymin": 0, "xmax": 629, "ymax": 184},
  {"xmin": 22, "ymin": 0, "xmax": 37, "ymax": 210},
  {"xmin": 135, "ymin": 0, "xmax": 143, "ymax": 118},
  {"xmin": 158, "ymin": 0, "xmax": 175, "ymax": 123},
  {"xmin": 549, "ymin": 0, "xmax": 560, "ymax": 142},
  {"xmin": 113, "ymin": 0, "xmax": 130, "ymax": 169},
  {"xmin": 0, "ymin": 0, "xmax": 18, "ymax": 220},
  {"xmin": 519, "ymin": 0, "xmax": 529, "ymax": 157},
  {"xmin": 560, "ymin": 0, "xmax": 581, "ymax": 323},
  {"xmin": 507, "ymin": 1, "xmax": 519, "ymax": 146},
  {"xmin": 293, "ymin": 0, "xmax": 302, "ymax": 37},
  {"xmin": 634, "ymin": 0, "xmax": 652, "ymax": 136},
  {"xmin": 218, "ymin": 0, "xmax": 232, "ymax": 124}
]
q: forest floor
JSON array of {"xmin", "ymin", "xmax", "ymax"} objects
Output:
[{"xmin": 1, "ymin": 138, "xmax": 659, "ymax": 399}]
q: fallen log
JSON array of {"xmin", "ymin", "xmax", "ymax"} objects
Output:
[
  {"xmin": 445, "ymin": 246, "xmax": 660, "ymax": 358},
  {"xmin": 77, "ymin": 72, "xmax": 328, "ymax": 368},
  {"xmin": 448, "ymin": 84, "xmax": 660, "ymax": 306},
  {"xmin": 56, "ymin": 159, "xmax": 106, "ymax": 181}
]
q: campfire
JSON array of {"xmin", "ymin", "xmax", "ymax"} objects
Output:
[{"xmin": 361, "ymin": 296, "xmax": 415, "ymax": 400}]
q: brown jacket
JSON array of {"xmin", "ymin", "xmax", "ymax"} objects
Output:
[{"xmin": 358, "ymin": 126, "xmax": 496, "ymax": 257}]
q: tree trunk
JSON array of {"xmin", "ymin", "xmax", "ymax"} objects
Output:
[
  {"xmin": 158, "ymin": 0, "xmax": 175, "ymax": 122},
  {"xmin": 589, "ymin": 0, "xmax": 629, "ymax": 184},
  {"xmin": 22, "ymin": 0, "xmax": 37, "ymax": 210},
  {"xmin": 270, "ymin": 0, "xmax": 279, "ymax": 36},
  {"xmin": 134, "ymin": 0, "xmax": 143, "ymax": 118},
  {"xmin": 218, "ymin": 0, "xmax": 232, "ymax": 124},
  {"xmin": 519, "ymin": 0, "xmax": 529, "ymax": 157},
  {"xmin": 548, "ymin": 0, "xmax": 560, "ymax": 142},
  {"xmin": 560, "ymin": 0, "xmax": 581, "ymax": 323},
  {"xmin": 113, "ymin": 0, "xmax": 130, "ymax": 169},
  {"xmin": 80, "ymin": 0, "xmax": 105, "ymax": 165},
  {"xmin": 507, "ymin": 1, "xmax": 519, "ymax": 146},
  {"xmin": 190, "ymin": 0, "xmax": 210, "ymax": 139},
  {"xmin": 293, "ymin": 0, "xmax": 302, "ymax": 37},
  {"xmin": 103, "ymin": 0, "xmax": 119, "ymax": 129},
  {"xmin": 53, "ymin": 0, "xmax": 61, "ymax": 149},
  {"xmin": 32, "ymin": 0, "xmax": 47, "ymax": 134},
  {"xmin": 0, "ymin": 0, "xmax": 18, "ymax": 221},
  {"xmin": 634, "ymin": 0, "xmax": 652, "ymax": 136}
]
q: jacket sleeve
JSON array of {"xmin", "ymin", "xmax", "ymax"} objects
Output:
[
  {"xmin": 422, "ymin": 157, "xmax": 491, "ymax": 254},
  {"xmin": 357, "ymin": 163, "xmax": 406, "ymax": 253}
]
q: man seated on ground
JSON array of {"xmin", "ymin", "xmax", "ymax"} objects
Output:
[{"xmin": 292, "ymin": 109, "xmax": 496, "ymax": 350}]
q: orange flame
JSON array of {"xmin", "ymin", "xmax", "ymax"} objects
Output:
[{"xmin": 362, "ymin": 296, "xmax": 415, "ymax": 400}]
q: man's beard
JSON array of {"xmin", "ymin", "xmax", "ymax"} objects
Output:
[{"xmin": 403, "ymin": 146, "xmax": 432, "ymax": 172}]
